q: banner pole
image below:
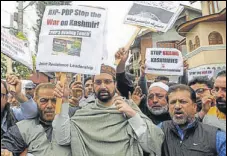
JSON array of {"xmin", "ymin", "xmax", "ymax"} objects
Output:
[
  {"xmin": 55, "ymin": 72, "xmax": 67, "ymax": 114},
  {"xmin": 114, "ymin": 27, "xmax": 142, "ymax": 66}
]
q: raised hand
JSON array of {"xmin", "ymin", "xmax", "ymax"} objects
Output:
[
  {"xmin": 129, "ymin": 86, "xmax": 146, "ymax": 106},
  {"xmin": 1, "ymin": 149, "xmax": 13, "ymax": 156},
  {"xmin": 6, "ymin": 74, "xmax": 22, "ymax": 95},
  {"xmin": 114, "ymin": 95, "xmax": 136, "ymax": 118},
  {"xmin": 115, "ymin": 48, "xmax": 129, "ymax": 64}
]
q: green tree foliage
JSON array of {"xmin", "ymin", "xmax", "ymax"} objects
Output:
[
  {"xmin": 1, "ymin": 53, "xmax": 36, "ymax": 79},
  {"xmin": 1, "ymin": 53, "xmax": 7, "ymax": 79},
  {"xmin": 12, "ymin": 60, "xmax": 31, "ymax": 79}
]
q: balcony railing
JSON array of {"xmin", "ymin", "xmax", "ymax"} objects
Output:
[{"xmin": 184, "ymin": 45, "xmax": 226, "ymax": 59}]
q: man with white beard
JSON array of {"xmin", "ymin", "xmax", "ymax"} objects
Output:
[{"xmin": 146, "ymin": 82, "xmax": 171, "ymax": 125}]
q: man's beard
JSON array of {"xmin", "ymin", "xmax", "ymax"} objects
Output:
[
  {"xmin": 171, "ymin": 111, "xmax": 193, "ymax": 126},
  {"xmin": 26, "ymin": 94, "xmax": 33, "ymax": 99},
  {"xmin": 147, "ymin": 104, "xmax": 168, "ymax": 115},
  {"xmin": 196, "ymin": 99, "xmax": 202, "ymax": 112},
  {"xmin": 216, "ymin": 97, "xmax": 226, "ymax": 115},
  {"xmin": 96, "ymin": 89, "xmax": 115, "ymax": 103}
]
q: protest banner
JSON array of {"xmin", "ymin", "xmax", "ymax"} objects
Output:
[
  {"xmin": 1, "ymin": 28, "xmax": 33, "ymax": 70},
  {"xmin": 36, "ymin": 5, "xmax": 107, "ymax": 114},
  {"xmin": 114, "ymin": 1, "xmax": 183, "ymax": 65},
  {"xmin": 36, "ymin": 5, "xmax": 107, "ymax": 75},
  {"xmin": 188, "ymin": 69, "xmax": 215, "ymax": 82},
  {"xmin": 145, "ymin": 48, "xmax": 183, "ymax": 76},
  {"xmin": 124, "ymin": 1, "xmax": 184, "ymax": 32}
]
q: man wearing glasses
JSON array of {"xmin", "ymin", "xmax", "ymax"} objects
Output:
[
  {"xmin": 189, "ymin": 76, "xmax": 216, "ymax": 118},
  {"xmin": 203, "ymin": 71, "xmax": 226, "ymax": 131},
  {"xmin": 160, "ymin": 84, "xmax": 226, "ymax": 156},
  {"xmin": 53, "ymin": 64, "xmax": 164, "ymax": 156},
  {"xmin": 146, "ymin": 82, "xmax": 171, "ymax": 125},
  {"xmin": 189, "ymin": 74, "xmax": 226, "ymax": 125},
  {"xmin": 1, "ymin": 83, "xmax": 71, "ymax": 156}
]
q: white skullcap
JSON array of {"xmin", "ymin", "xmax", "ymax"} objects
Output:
[{"xmin": 149, "ymin": 82, "xmax": 169, "ymax": 92}]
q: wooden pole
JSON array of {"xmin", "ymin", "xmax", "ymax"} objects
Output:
[
  {"xmin": 55, "ymin": 72, "xmax": 67, "ymax": 114},
  {"xmin": 77, "ymin": 74, "xmax": 81, "ymax": 82},
  {"xmin": 114, "ymin": 27, "xmax": 142, "ymax": 66}
]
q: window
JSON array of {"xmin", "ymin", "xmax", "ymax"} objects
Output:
[
  {"xmin": 195, "ymin": 36, "xmax": 200, "ymax": 49},
  {"xmin": 208, "ymin": 1, "xmax": 219, "ymax": 14},
  {"xmin": 138, "ymin": 69, "xmax": 140, "ymax": 77},
  {"xmin": 157, "ymin": 42, "xmax": 175, "ymax": 48},
  {"xmin": 213, "ymin": 1, "xmax": 219, "ymax": 13},
  {"xmin": 209, "ymin": 32, "xmax": 223, "ymax": 45},
  {"xmin": 189, "ymin": 40, "xmax": 193, "ymax": 52}
]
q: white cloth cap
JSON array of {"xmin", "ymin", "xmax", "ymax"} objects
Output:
[{"xmin": 149, "ymin": 82, "xmax": 169, "ymax": 92}]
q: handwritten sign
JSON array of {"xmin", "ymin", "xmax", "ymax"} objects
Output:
[
  {"xmin": 188, "ymin": 69, "xmax": 215, "ymax": 82},
  {"xmin": 145, "ymin": 48, "xmax": 183, "ymax": 76}
]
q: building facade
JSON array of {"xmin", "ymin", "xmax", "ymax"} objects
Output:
[
  {"xmin": 126, "ymin": 5, "xmax": 202, "ymax": 82},
  {"xmin": 178, "ymin": 1, "xmax": 226, "ymax": 75}
]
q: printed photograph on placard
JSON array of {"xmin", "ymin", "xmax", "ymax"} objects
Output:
[
  {"xmin": 52, "ymin": 37, "xmax": 82, "ymax": 57},
  {"xmin": 127, "ymin": 3, "xmax": 173, "ymax": 24}
]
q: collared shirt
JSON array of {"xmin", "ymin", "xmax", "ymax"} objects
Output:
[
  {"xmin": 175, "ymin": 122, "xmax": 195, "ymax": 140},
  {"xmin": 159, "ymin": 121, "xmax": 226, "ymax": 156}
]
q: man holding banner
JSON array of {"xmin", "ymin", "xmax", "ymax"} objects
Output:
[
  {"xmin": 1, "ymin": 75, "xmax": 38, "ymax": 139},
  {"xmin": 53, "ymin": 64, "xmax": 164, "ymax": 156}
]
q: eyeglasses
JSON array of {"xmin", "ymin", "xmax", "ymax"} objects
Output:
[
  {"xmin": 1, "ymin": 93, "xmax": 7, "ymax": 98},
  {"xmin": 94, "ymin": 79, "xmax": 114, "ymax": 85},
  {"xmin": 148, "ymin": 93, "xmax": 165, "ymax": 100},
  {"xmin": 25, "ymin": 88, "xmax": 33, "ymax": 91},
  {"xmin": 213, "ymin": 87, "xmax": 226, "ymax": 94},
  {"xmin": 39, "ymin": 98, "xmax": 56, "ymax": 105},
  {"xmin": 195, "ymin": 88, "xmax": 210, "ymax": 95}
]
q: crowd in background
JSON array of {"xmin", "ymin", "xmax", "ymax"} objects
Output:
[{"xmin": 1, "ymin": 48, "xmax": 226, "ymax": 156}]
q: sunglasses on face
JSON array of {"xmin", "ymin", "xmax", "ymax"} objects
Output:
[
  {"xmin": 39, "ymin": 98, "xmax": 56, "ymax": 105},
  {"xmin": 94, "ymin": 79, "xmax": 114, "ymax": 85}
]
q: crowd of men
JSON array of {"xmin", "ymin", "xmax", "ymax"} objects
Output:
[{"xmin": 1, "ymin": 48, "xmax": 226, "ymax": 156}]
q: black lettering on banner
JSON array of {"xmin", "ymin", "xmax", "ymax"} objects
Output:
[
  {"xmin": 62, "ymin": 9, "xmax": 74, "ymax": 16},
  {"xmin": 74, "ymin": 9, "xmax": 89, "ymax": 17},
  {"xmin": 60, "ymin": 20, "xmax": 68, "ymax": 26}
]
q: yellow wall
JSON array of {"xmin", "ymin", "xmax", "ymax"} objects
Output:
[
  {"xmin": 201, "ymin": 1, "xmax": 209, "ymax": 16},
  {"xmin": 201, "ymin": 1, "xmax": 226, "ymax": 16},
  {"xmin": 186, "ymin": 21, "xmax": 226, "ymax": 52},
  {"xmin": 188, "ymin": 49, "xmax": 226, "ymax": 68},
  {"xmin": 200, "ymin": 22, "xmax": 226, "ymax": 46},
  {"xmin": 186, "ymin": 24, "xmax": 200, "ymax": 52},
  {"xmin": 218, "ymin": 1, "xmax": 226, "ymax": 11}
]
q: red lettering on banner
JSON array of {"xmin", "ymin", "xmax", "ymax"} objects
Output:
[{"xmin": 162, "ymin": 51, "xmax": 179, "ymax": 56}]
